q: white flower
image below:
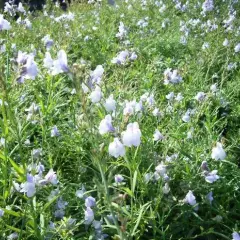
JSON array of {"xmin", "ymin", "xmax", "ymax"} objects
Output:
[
  {"xmin": 104, "ymin": 95, "xmax": 116, "ymax": 112},
  {"xmin": 98, "ymin": 115, "xmax": 115, "ymax": 135},
  {"xmin": 17, "ymin": 2, "xmax": 26, "ymax": 14},
  {"xmin": 211, "ymin": 142, "xmax": 226, "ymax": 160},
  {"xmin": 122, "ymin": 122, "xmax": 141, "ymax": 147},
  {"xmin": 108, "ymin": 138, "xmax": 125, "ymax": 158},
  {"xmin": 0, "ymin": 14, "xmax": 11, "ymax": 30},
  {"xmin": 205, "ymin": 170, "xmax": 220, "ymax": 183},
  {"xmin": 153, "ymin": 129, "xmax": 164, "ymax": 141},
  {"xmin": 89, "ymin": 86, "xmax": 102, "ymax": 103}
]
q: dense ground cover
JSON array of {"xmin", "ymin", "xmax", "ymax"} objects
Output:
[{"xmin": 0, "ymin": 0, "xmax": 240, "ymax": 239}]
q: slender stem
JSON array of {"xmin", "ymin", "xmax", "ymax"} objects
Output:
[{"xmin": 97, "ymin": 161, "xmax": 125, "ymax": 239}]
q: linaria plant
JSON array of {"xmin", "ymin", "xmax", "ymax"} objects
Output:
[{"xmin": 0, "ymin": 0, "xmax": 240, "ymax": 239}]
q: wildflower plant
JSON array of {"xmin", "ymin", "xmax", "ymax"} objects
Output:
[{"xmin": 0, "ymin": 0, "xmax": 239, "ymax": 239}]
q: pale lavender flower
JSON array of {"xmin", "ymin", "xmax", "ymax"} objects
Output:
[
  {"xmin": 23, "ymin": 56, "xmax": 38, "ymax": 80},
  {"xmin": 7, "ymin": 233, "xmax": 18, "ymax": 240},
  {"xmin": 194, "ymin": 92, "xmax": 206, "ymax": 102},
  {"xmin": 153, "ymin": 129, "xmax": 164, "ymax": 141},
  {"xmin": 44, "ymin": 169, "xmax": 58, "ymax": 185},
  {"xmin": 98, "ymin": 115, "xmax": 115, "ymax": 135},
  {"xmin": 233, "ymin": 232, "xmax": 240, "ymax": 240},
  {"xmin": 205, "ymin": 170, "xmax": 220, "ymax": 183},
  {"xmin": 43, "ymin": 52, "xmax": 53, "ymax": 69},
  {"xmin": 42, "ymin": 35, "xmax": 54, "ymax": 50},
  {"xmin": 85, "ymin": 196, "xmax": 96, "ymax": 207},
  {"xmin": 184, "ymin": 190, "xmax": 198, "ymax": 209},
  {"xmin": 104, "ymin": 94, "xmax": 116, "ymax": 112},
  {"xmin": 211, "ymin": 142, "xmax": 226, "ymax": 160},
  {"xmin": 85, "ymin": 207, "xmax": 94, "ymax": 225},
  {"xmin": 202, "ymin": 0, "xmax": 214, "ymax": 12},
  {"xmin": 89, "ymin": 86, "xmax": 102, "ymax": 103},
  {"xmin": 114, "ymin": 174, "xmax": 124, "ymax": 183},
  {"xmin": 155, "ymin": 162, "xmax": 167, "ymax": 176},
  {"xmin": 108, "ymin": 138, "xmax": 125, "ymax": 158},
  {"xmin": 223, "ymin": 39, "xmax": 229, "ymax": 47},
  {"xmin": 52, "ymin": 50, "xmax": 69, "ymax": 75},
  {"xmin": 122, "ymin": 122, "xmax": 141, "ymax": 147},
  {"xmin": 0, "ymin": 208, "xmax": 4, "ymax": 217},
  {"xmin": 51, "ymin": 125, "xmax": 60, "ymax": 137},
  {"xmin": 111, "ymin": 50, "xmax": 129, "ymax": 64},
  {"xmin": 234, "ymin": 43, "xmax": 240, "ymax": 53},
  {"xmin": 76, "ymin": 186, "xmax": 86, "ymax": 199},
  {"xmin": 90, "ymin": 65, "xmax": 104, "ymax": 84},
  {"xmin": 20, "ymin": 174, "xmax": 36, "ymax": 197},
  {"xmin": 206, "ymin": 191, "xmax": 213, "ymax": 204}
]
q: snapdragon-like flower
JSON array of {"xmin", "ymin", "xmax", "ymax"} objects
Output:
[
  {"xmin": 211, "ymin": 142, "xmax": 226, "ymax": 160},
  {"xmin": 0, "ymin": 208, "xmax": 4, "ymax": 217},
  {"xmin": 155, "ymin": 162, "xmax": 167, "ymax": 176},
  {"xmin": 42, "ymin": 35, "xmax": 54, "ymax": 50},
  {"xmin": 184, "ymin": 190, "xmax": 197, "ymax": 208},
  {"xmin": 22, "ymin": 56, "xmax": 38, "ymax": 80},
  {"xmin": 116, "ymin": 21, "xmax": 127, "ymax": 39},
  {"xmin": 223, "ymin": 39, "xmax": 229, "ymax": 47},
  {"xmin": 44, "ymin": 52, "xmax": 54, "ymax": 69},
  {"xmin": 85, "ymin": 196, "xmax": 96, "ymax": 208},
  {"xmin": 108, "ymin": 138, "xmax": 125, "ymax": 158},
  {"xmin": 85, "ymin": 207, "xmax": 94, "ymax": 225},
  {"xmin": 104, "ymin": 94, "xmax": 116, "ymax": 112},
  {"xmin": 202, "ymin": 0, "xmax": 214, "ymax": 12},
  {"xmin": 164, "ymin": 68, "xmax": 183, "ymax": 84},
  {"xmin": 20, "ymin": 174, "xmax": 36, "ymax": 197},
  {"xmin": 51, "ymin": 125, "xmax": 60, "ymax": 137},
  {"xmin": 153, "ymin": 129, "xmax": 164, "ymax": 141},
  {"xmin": 17, "ymin": 2, "xmax": 26, "ymax": 14},
  {"xmin": 194, "ymin": 92, "xmax": 206, "ymax": 102},
  {"xmin": 89, "ymin": 86, "xmax": 102, "ymax": 103},
  {"xmin": 90, "ymin": 65, "xmax": 104, "ymax": 85},
  {"xmin": 99, "ymin": 115, "xmax": 115, "ymax": 135},
  {"xmin": 234, "ymin": 43, "xmax": 240, "ymax": 53},
  {"xmin": 206, "ymin": 191, "xmax": 214, "ymax": 204},
  {"xmin": 182, "ymin": 110, "xmax": 191, "ymax": 122},
  {"xmin": 52, "ymin": 50, "xmax": 69, "ymax": 75},
  {"xmin": 44, "ymin": 169, "xmax": 58, "ymax": 185},
  {"xmin": 111, "ymin": 50, "xmax": 129, "ymax": 64},
  {"xmin": 7, "ymin": 233, "xmax": 18, "ymax": 240},
  {"xmin": 76, "ymin": 185, "xmax": 86, "ymax": 199},
  {"xmin": 232, "ymin": 232, "xmax": 240, "ymax": 240},
  {"xmin": 115, "ymin": 174, "xmax": 124, "ymax": 183},
  {"xmin": 122, "ymin": 122, "xmax": 141, "ymax": 147},
  {"xmin": 205, "ymin": 170, "xmax": 220, "ymax": 183}
]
